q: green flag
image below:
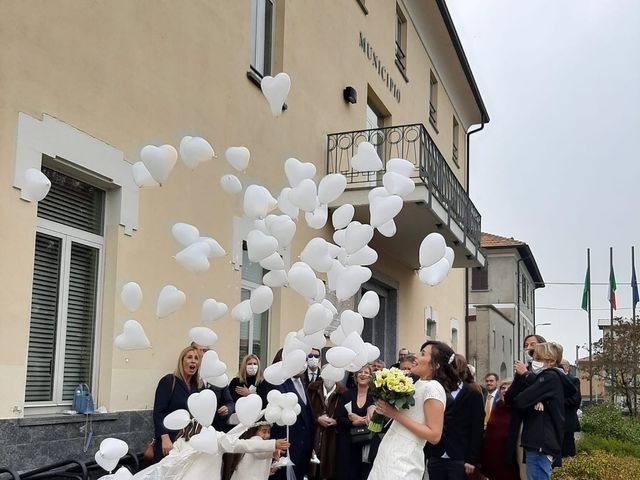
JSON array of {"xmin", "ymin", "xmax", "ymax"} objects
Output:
[{"xmin": 581, "ymin": 266, "xmax": 590, "ymax": 311}]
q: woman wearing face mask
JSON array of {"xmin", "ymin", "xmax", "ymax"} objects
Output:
[
  {"xmin": 513, "ymin": 343, "xmax": 566, "ymax": 480},
  {"xmin": 307, "ymin": 376, "xmax": 347, "ymax": 480},
  {"xmin": 229, "ymin": 354, "xmax": 268, "ymax": 407}
]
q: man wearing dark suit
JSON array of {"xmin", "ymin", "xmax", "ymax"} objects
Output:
[
  {"xmin": 559, "ymin": 359, "xmax": 582, "ymax": 457},
  {"xmin": 271, "ymin": 374, "xmax": 315, "ymax": 480},
  {"xmin": 301, "ymin": 348, "xmax": 322, "ymax": 389},
  {"xmin": 426, "ymin": 382, "xmax": 485, "ymax": 479},
  {"xmin": 483, "ymin": 372, "xmax": 500, "ymax": 428}
]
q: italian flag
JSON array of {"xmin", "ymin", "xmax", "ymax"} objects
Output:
[{"xmin": 609, "ymin": 263, "xmax": 617, "ymax": 310}]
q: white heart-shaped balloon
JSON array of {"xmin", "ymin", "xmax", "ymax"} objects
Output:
[
  {"xmin": 346, "ymin": 245, "xmax": 378, "ymax": 266},
  {"xmin": 112, "ymin": 466, "xmax": 133, "ymax": 480},
  {"xmin": 358, "ymin": 291, "xmax": 380, "ymax": 318},
  {"xmin": 244, "ymin": 184, "xmax": 277, "ymax": 220},
  {"xmin": 288, "ymin": 178, "xmax": 318, "ymax": 212},
  {"xmin": 301, "ymin": 329, "xmax": 327, "ymax": 350},
  {"xmin": 386, "ymin": 158, "xmax": 415, "ymax": 177},
  {"xmin": 332, "ymin": 204, "xmax": 355, "ymax": 230},
  {"xmin": 318, "ymin": 174, "xmax": 347, "ymax": 204},
  {"xmin": 264, "ymin": 362, "xmax": 286, "ymax": 385},
  {"xmin": 179, "ymin": 136, "xmax": 215, "ymax": 169},
  {"xmin": 326, "ymin": 260, "xmax": 346, "ymax": 292},
  {"xmin": 225, "ymin": 146, "xmax": 250, "ymax": 171},
  {"xmin": 344, "ymin": 221, "xmax": 374, "ymax": 254},
  {"xmin": 305, "ymin": 203, "xmax": 329, "ymax": 230},
  {"xmin": 300, "ymin": 238, "xmax": 334, "ymax": 273},
  {"xmin": 382, "ymin": 171, "xmax": 415, "ymax": 198},
  {"xmin": 369, "ymin": 195, "xmax": 403, "ymax": 228},
  {"xmin": 236, "ymin": 394, "xmax": 264, "ymax": 427},
  {"xmin": 418, "ymin": 258, "xmax": 451, "ymax": 286},
  {"xmin": 140, "ymin": 144, "xmax": 177, "ymax": 185},
  {"xmin": 201, "ymin": 299, "xmax": 228, "ymax": 323},
  {"xmin": 340, "ymin": 310, "xmax": 364, "ymax": 336},
  {"xmin": 326, "ymin": 346, "xmax": 357, "ymax": 368},
  {"xmin": 281, "ymin": 349, "xmax": 307, "ymax": 378},
  {"xmin": 206, "ymin": 373, "xmax": 229, "ymax": 389},
  {"xmin": 156, "ymin": 285, "xmax": 186, "ymax": 318},
  {"xmin": 120, "ymin": 282, "xmax": 143, "ymax": 312},
  {"xmin": 266, "ymin": 215, "xmax": 297, "ymax": 247},
  {"xmin": 247, "ymin": 229, "xmax": 279, "ymax": 262},
  {"xmin": 198, "ymin": 237, "xmax": 226, "ymax": 258},
  {"xmin": 232, "ymin": 300, "xmax": 254, "ymax": 322},
  {"xmin": 220, "ymin": 174, "xmax": 242, "ymax": 194},
  {"xmin": 259, "ymin": 252, "xmax": 285, "ymax": 270},
  {"xmin": 444, "ymin": 246, "xmax": 455, "ymax": 270},
  {"xmin": 368, "ymin": 186, "xmax": 391, "ymax": 203},
  {"xmin": 321, "ymin": 364, "xmax": 346, "ymax": 383},
  {"xmin": 95, "ymin": 451, "xmax": 119, "ymax": 473},
  {"xmin": 189, "ymin": 327, "xmax": 218, "ymax": 347},
  {"xmin": 175, "ymin": 241, "xmax": 211, "ymax": 273},
  {"xmin": 131, "ymin": 162, "xmax": 159, "ymax": 188},
  {"xmin": 189, "ymin": 426, "xmax": 219, "ymax": 454},
  {"xmin": 200, "ymin": 351, "xmax": 227, "ymax": 379},
  {"xmin": 333, "ymin": 228, "xmax": 346, "ymax": 247},
  {"xmin": 99, "ymin": 438, "xmax": 129, "ymax": 460},
  {"xmin": 279, "ymin": 409, "xmax": 298, "ymax": 426},
  {"xmin": 263, "ymin": 269, "xmax": 288, "ymax": 288},
  {"xmin": 284, "ymin": 158, "xmax": 316, "ymax": 187},
  {"xmin": 277, "ymin": 187, "xmax": 299, "ymax": 219},
  {"xmin": 163, "ymin": 409, "xmax": 191, "ymax": 430},
  {"xmin": 377, "ymin": 219, "xmax": 397, "ymax": 237},
  {"xmin": 114, "ymin": 320, "xmax": 151, "ymax": 350},
  {"xmin": 303, "ymin": 303, "xmax": 333, "ymax": 334},
  {"xmin": 261, "ymin": 72, "xmax": 291, "ymax": 117},
  {"xmin": 188, "ymin": 389, "xmax": 217, "ymax": 427},
  {"xmin": 283, "ymin": 331, "xmax": 313, "ymax": 356},
  {"xmin": 171, "ymin": 223, "xmax": 200, "ymax": 247},
  {"xmin": 336, "ymin": 265, "xmax": 372, "ymax": 301},
  {"xmin": 250, "ymin": 285, "xmax": 274, "ymax": 314},
  {"xmin": 288, "ymin": 262, "xmax": 319, "ymax": 299},
  {"xmin": 350, "ymin": 141, "xmax": 382, "ymax": 172},
  {"xmin": 419, "ymin": 233, "xmax": 447, "ymax": 268},
  {"xmin": 365, "ymin": 343, "xmax": 381, "ymax": 363},
  {"xmin": 330, "ymin": 326, "xmax": 346, "ymax": 346}
]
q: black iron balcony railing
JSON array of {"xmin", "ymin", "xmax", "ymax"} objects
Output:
[{"xmin": 326, "ymin": 123, "xmax": 481, "ymax": 245}]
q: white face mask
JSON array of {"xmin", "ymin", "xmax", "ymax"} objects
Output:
[
  {"xmin": 307, "ymin": 357, "xmax": 320, "ymax": 369},
  {"xmin": 246, "ymin": 365, "xmax": 259, "ymax": 376},
  {"xmin": 531, "ymin": 361, "xmax": 545, "ymax": 374}
]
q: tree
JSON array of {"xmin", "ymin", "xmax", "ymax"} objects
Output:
[{"xmin": 591, "ymin": 318, "xmax": 640, "ymax": 415}]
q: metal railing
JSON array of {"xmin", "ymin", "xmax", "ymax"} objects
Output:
[{"xmin": 326, "ymin": 123, "xmax": 481, "ymax": 245}]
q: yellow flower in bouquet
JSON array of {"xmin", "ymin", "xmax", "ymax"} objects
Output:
[{"xmin": 368, "ymin": 367, "xmax": 416, "ymax": 432}]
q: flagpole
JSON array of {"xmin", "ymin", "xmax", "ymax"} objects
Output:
[
  {"xmin": 610, "ymin": 247, "xmax": 614, "ymax": 399},
  {"xmin": 633, "ymin": 246, "xmax": 637, "ymax": 414},
  {"xmin": 588, "ymin": 248, "xmax": 593, "ymax": 403}
]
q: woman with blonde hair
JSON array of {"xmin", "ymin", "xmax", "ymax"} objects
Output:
[
  {"xmin": 151, "ymin": 346, "xmax": 204, "ymax": 463},
  {"xmin": 229, "ymin": 354, "xmax": 268, "ymax": 406}
]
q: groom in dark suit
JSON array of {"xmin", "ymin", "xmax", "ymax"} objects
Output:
[{"xmin": 271, "ymin": 372, "xmax": 315, "ymax": 480}]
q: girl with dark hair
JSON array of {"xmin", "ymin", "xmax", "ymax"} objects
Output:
[{"xmin": 367, "ymin": 341, "xmax": 459, "ymax": 480}]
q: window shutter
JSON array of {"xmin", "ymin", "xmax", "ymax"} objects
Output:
[
  {"xmin": 25, "ymin": 233, "xmax": 62, "ymax": 402},
  {"xmin": 62, "ymin": 242, "xmax": 99, "ymax": 401},
  {"xmin": 38, "ymin": 166, "xmax": 105, "ymax": 235}
]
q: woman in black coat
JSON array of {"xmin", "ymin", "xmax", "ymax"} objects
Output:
[
  {"xmin": 151, "ymin": 346, "xmax": 203, "ymax": 463},
  {"xmin": 228, "ymin": 354, "xmax": 269, "ymax": 407},
  {"xmin": 336, "ymin": 366, "xmax": 375, "ymax": 480}
]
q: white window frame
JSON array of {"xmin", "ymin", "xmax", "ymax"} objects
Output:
[
  {"xmin": 240, "ymin": 278, "xmax": 271, "ymax": 362},
  {"xmin": 26, "ymin": 218, "xmax": 105, "ymax": 411},
  {"xmin": 250, "ymin": 0, "xmax": 275, "ymax": 77}
]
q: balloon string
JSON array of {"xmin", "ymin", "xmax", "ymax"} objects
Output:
[{"xmin": 285, "ymin": 425, "xmax": 290, "ymax": 458}]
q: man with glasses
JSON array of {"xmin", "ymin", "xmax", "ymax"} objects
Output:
[{"xmin": 302, "ymin": 348, "xmax": 322, "ymax": 388}]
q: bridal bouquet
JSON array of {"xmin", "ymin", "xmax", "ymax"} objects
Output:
[{"xmin": 368, "ymin": 367, "xmax": 415, "ymax": 432}]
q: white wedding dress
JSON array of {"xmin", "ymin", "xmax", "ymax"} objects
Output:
[{"xmin": 367, "ymin": 380, "xmax": 446, "ymax": 480}]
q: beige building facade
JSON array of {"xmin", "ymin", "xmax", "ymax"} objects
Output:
[{"xmin": 0, "ymin": 0, "xmax": 488, "ymax": 469}]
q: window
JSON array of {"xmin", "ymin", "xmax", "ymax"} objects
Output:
[
  {"xmin": 25, "ymin": 166, "xmax": 104, "ymax": 405},
  {"xmin": 451, "ymin": 327, "xmax": 458, "ymax": 350},
  {"xmin": 429, "ymin": 71, "xmax": 438, "ymax": 128},
  {"xmin": 426, "ymin": 318, "xmax": 437, "ymax": 339},
  {"xmin": 250, "ymin": 0, "xmax": 275, "ymax": 78},
  {"xmin": 240, "ymin": 243, "xmax": 270, "ymax": 365},
  {"xmin": 395, "ymin": 5, "xmax": 407, "ymax": 75},
  {"xmin": 452, "ymin": 117, "xmax": 460, "ymax": 167},
  {"xmin": 471, "ymin": 266, "xmax": 488, "ymax": 290},
  {"xmin": 521, "ymin": 275, "xmax": 528, "ymax": 305}
]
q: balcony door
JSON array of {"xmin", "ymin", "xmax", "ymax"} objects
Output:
[{"xmin": 360, "ymin": 279, "xmax": 397, "ymax": 365}]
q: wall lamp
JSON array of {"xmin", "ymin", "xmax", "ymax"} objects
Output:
[{"xmin": 343, "ymin": 86, "xmax": 357, "ymax": 104}]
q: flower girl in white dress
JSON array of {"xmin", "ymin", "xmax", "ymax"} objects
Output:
[{"xmin": 367, "ymin": 341, "xmax": 459, "ymax": 480}]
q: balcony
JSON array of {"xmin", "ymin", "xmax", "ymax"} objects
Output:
[{"xmin": 326, "ymin": 123, "xmax": 484, "ymax": 269}]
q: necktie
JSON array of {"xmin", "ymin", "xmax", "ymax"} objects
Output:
[
  {"xmin": 484, "ymin": 392, "xmax": 493, "ymax": 428},
  {"xmin": 310, "ymin": 372, "xmax": 316, "ymax": 383}
]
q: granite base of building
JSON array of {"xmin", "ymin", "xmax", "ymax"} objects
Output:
[{"xmin": 0, "ymin": 410, "xmax": 153, "ymax": 473}]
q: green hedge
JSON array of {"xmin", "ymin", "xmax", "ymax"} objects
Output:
[
  {"xmin": 577, "ymin": 433, "xmax": 640, "ymax": 459},
  {"xmin": 552, "ymin": 451, "xmax": 640, "ymax": 480},
  {"xmin": 579, "ymin": 403, "xmax": 640, "ymax": 444}
]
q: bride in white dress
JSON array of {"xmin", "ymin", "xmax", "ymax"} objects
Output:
[{"xmin": 368, "ymin": 341, "xmax": 460, "ymax": 480}]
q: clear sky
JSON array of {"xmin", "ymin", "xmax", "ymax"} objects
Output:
[{"xmin": 447, "ymin": 0, "xmax": 640, "ymax": 362}]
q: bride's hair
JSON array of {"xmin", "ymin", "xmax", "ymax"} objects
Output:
[{"xmin": 420, "ymin": 341, "xmax": 460, "ymax": 393}]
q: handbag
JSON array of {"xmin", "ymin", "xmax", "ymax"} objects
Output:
[
  {"xmin": 143, "ymin": 439, "xmax": 155, "ymax": 463},
  {"xmin": 72, "ymin": 383, "xmax": 95, "ymax": 414},
  {"xmin": 350, "ymin": 425, "xmax": 374, "ymax": 444}
]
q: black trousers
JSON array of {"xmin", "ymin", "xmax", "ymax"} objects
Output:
[
  {"xmin": 562, "ymin": 431, "xmax": 577, "ymax": 457},
  {"xmin": 427, "ymin": 457, "xmax": 466, "ymax": 480}
]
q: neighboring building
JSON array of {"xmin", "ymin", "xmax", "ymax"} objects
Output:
[
  {"xmin": 467, "ymin": 233, "xmax": 544, "ymax": 381},
  {"xmin": 576, "ymin": 355, "xmax": 606, "ymax": 404},
  {"xmin": 0, "ymin": 0, "xmax": 488, "ymax": 470}
]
